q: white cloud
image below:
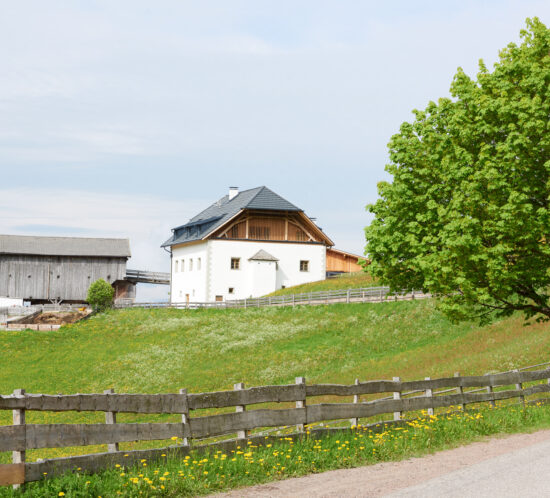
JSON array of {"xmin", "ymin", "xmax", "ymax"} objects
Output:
[{"xmin": 0, "ymin": 188, "xmax": 204, "ymax": 301}]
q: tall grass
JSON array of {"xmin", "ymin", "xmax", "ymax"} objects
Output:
[{"xmin": 6, "ymin": 402, "xmax": 550, "ymax": 497}]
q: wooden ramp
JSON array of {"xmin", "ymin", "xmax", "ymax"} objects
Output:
[{"xmin": 125, "ymin": 269, "xmax": 170, "ymax": 285}]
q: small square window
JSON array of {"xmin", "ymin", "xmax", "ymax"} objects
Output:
[
  {"xmin": 231, "ymin": 257, "xmax": 240, "ymax": 270},
  {"xmin": 228, "ymin": 287, "xmax": 234, "ymax": 294},
  {"xmin": 300, "ymin": 260, "xmax": 309, "ymax": 272}
]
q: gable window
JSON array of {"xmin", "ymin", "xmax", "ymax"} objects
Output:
[
  {"xmin": 189, "ymin": 258, "xmax": 193, "ymax": 271},
  {"xmin": 231, "ymin": 257, "xmax": 240, "ymax": 270},
  {"xmin": 300, "ymin": 260, "xmax": 309, "ymax": 272},
  {"xmin": 228, "ymin": 287, "xmax": 234, "ymax": 294},
  {"xmin": 197, "ymin": 257, "xmax": 201, "ymax": 270},
  {"xmin": 249, "ymin": 225, "xmax": 270, "ymax": 240}
]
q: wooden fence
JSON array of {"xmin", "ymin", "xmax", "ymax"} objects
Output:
[
  {"xmin": 1, "ymin": 364, "xmax": 550, "ymax": 487},
  {"xmin": 116, "ymin": 286, "xmax": 430, "ymax": 310}
]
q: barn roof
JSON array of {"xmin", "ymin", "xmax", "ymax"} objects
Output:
[
  {"xmin": 162, "ymin": 186, "xmax": 303, "ymax": 247},
  {"xmin": 0, "ymin": 235, "xmax": 131, "ymax": 258}
]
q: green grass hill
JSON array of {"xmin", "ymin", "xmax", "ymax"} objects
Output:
[
  {"xmin": 2, "ymin": 299, "xmax": 548, "ymax": 397},
  {"xmin": 267, "ymin": 271, "xmax": 376, "ymax": 296},
  {"xmin": 1, "ymin": 298, "xmax": 549, "ymax": 462}
]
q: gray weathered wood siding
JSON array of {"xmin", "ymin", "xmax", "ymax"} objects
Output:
[{"xmin": 0, "ymin": 255, "xmax": 126, "ymax": 302}]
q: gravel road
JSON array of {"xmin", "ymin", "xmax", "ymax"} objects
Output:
[{"xmin": 215, "ymin": 429, "xmax": 550, "ymax": 497}]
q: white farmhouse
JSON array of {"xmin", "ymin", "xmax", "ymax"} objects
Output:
[{"xmin": 162, "ymin": 186, "xmax": 340, "ymax": 303}]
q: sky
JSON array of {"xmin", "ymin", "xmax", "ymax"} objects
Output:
[{"xmin": 1, "ymin": 1, "xmax": 549, "ymax": 301}]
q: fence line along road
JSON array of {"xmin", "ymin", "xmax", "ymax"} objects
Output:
[
  {"xmin": 116, "ymin": 286, "xmax": 430, "ymax": 310},
  {"xmin": 1, "ymin": 362, "xmax": 549, "ymax": 487}
]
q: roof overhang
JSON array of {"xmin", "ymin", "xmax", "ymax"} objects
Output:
[{"xmin": 327, "ymin": 248, "xmax": 363, "ymax": 259}]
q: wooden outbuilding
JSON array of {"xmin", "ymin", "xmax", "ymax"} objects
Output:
[
  {"xmin": 326, "ymin": 248, "xmax": 364, "ymax": 274},
  {"xmin": 0, "ymin": 235, "xmax": 132, "ymax": 304}
]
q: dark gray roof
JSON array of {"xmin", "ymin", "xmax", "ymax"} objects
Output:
[
  {"xmin": 248, "ymin": 249, "xmax": 279, "ymax": 262},
  {"xmin": 0, "ymin": 234, "xmax": 131, "ymax": 258},
  {"xmin": 162, "ymin": 186, "xmax": 302, "ymax": 247}
]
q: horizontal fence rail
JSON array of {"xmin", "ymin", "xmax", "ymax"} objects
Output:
[
  {"xmin": 115, "ymin": 286, "xmax": 430, "ymax": 310},
  {"xmin": 1, "ymin": 362, "xmax": 549, "ymax": 487}
]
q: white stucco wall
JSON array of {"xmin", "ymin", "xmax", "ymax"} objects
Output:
[
  {"xmin": 170, "ymin": 239, "xmax": 326, "ymax": 303},
  {"xmin": 171, "ymin": 243, "xmax": 208, "ymax": 303},
  {"xmin": 207, "ymin": 240, "xmax": 326, "ymax": 301},
  {"xmin": 248, "ymin": 260, "xmax": 277, "ymax": 297}
]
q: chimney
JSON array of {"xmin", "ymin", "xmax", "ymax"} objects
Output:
[{"xmin": 229, "ymin": 186, "xmax": 239, "ymax": 200}]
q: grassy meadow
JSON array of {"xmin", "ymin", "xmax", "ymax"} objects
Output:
[
  {"xmin": 1, "ymin": 298, "xmax": 550, "ymax": 464},
  {"xmin": 267, "ymin": 271, "xmax": 376, "ymax": 295}
]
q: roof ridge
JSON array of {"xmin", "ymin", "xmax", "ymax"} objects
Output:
[
  {"xmin": 0, "ymin": 234, "xmax": 129, "ymax": 242},
  {"xmin": 243, "ymin": 185, "xmax": 266, "ymax": 208}
]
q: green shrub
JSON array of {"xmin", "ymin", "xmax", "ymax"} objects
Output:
[{"xmin": 86, "ymin": 278, "xmax": 115, "ymax": 311}]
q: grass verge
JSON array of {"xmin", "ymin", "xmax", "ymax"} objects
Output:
[{"xmin": 6, "ymin": 402, "xmax": 550, "ymax": 497}]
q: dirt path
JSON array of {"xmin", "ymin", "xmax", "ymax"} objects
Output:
[{"xmin": 214, "ymin": 430, "xmax": 550, "ymax": 497}]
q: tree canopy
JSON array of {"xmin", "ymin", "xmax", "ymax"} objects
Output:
[{"xmin": 365, "ymin": 18, "xmax": 550, "ymax": 323}]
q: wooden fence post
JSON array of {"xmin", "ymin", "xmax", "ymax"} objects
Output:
[
  {"xmin": 454, "ymin": 372, "xmax": 466, "ymax": 412},
  {"xmin": 295, "ymin": 377, "xmax": 306, "ymax": 433},
  {"xmin": 104, "ymin": 389, "xmax": 119, "ymax": 452},
  {"xmin": 351, "ymin": 378, "xmax": 359, "ymax": 427},
  {"xmin": 12, "ymin": 388, "xmax": 25, "ymax": 490},
  {"xmin": 485, "ymin": 374, "xmax": 496, "ymax": 408},
  {"xmin": 380, "ymin": 288, "xmax": 383, "ymax": 303},
  {"xmin": 393, "ymin": 377, "xmax": 402, "ymax": 421},
  {"xmin": 425, "ymin": 377, "xmax": 434, "ymax": 416},
  {"xmin": 346, "ymin": 290, "xmax": 350, "ymax": 304},
  {"xmin": 179, "ymin": 388, "xmax": 190, "ymax": 447},
  {"xmin": 234, "ymin": 383, "xmax": 249, "ymax": 439},
  {"xmin": 514, "ymin": 369, "xmax": 525, "ymax": 407}
]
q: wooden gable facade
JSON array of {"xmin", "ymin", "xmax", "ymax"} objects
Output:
[
  {"xmin": 326, "ymin": 248, "xmax": 364, "ymax": 273},
  {"xmin": 210, "ymin": 210, "xmax": 333, "ymax": 245}
]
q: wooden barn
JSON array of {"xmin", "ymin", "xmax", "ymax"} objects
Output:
[
  {"xmin": 326, "ymin": 248, "xmax": 364, "ymax": 274},
  {"xmin": 0, "ymin": 235, "xmax": 133, "ymax": 304}
]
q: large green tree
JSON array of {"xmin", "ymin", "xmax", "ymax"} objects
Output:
[{"xmin": 365, "ymin": 18, "xmax": 550, "ymax": 323}]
